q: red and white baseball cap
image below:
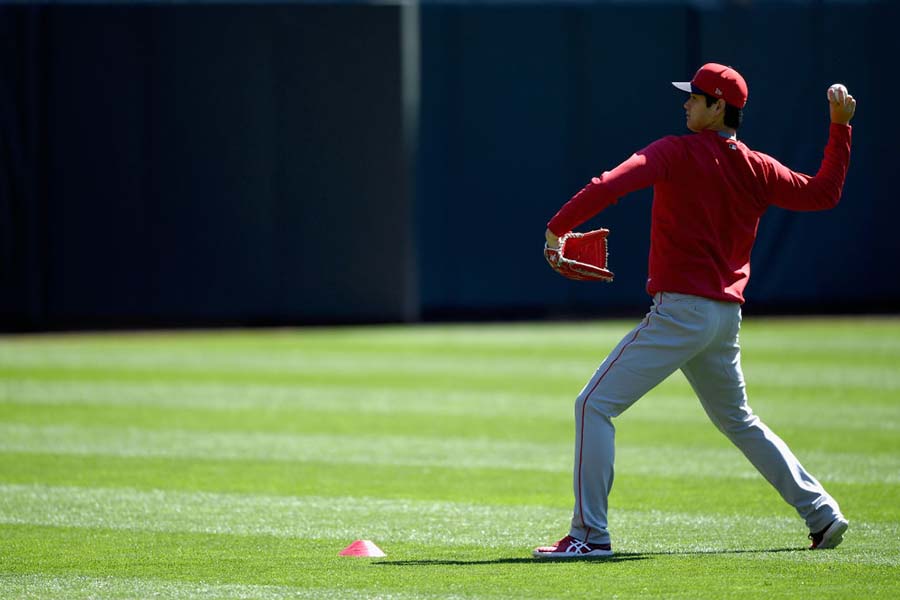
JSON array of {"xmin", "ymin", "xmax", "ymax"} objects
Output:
[{"xmin": 672, "ymin": 63, "xmax": 748, "ymax": 109}]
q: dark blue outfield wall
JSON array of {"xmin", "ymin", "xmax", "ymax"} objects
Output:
[{"xmin": 1, "ymin": 1, "xmax": 898, "ymax": 330}]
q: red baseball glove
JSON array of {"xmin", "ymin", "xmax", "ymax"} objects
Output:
[{"xmin": 544, "ymin": 229, "xmax": 614, "ymax": 282}]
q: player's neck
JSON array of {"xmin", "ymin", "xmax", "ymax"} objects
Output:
[
  {"xmin": 703, "ymin": 123, "xmax": 737, "ymax": 140},
  {"xmin": 702, "ymin": 112, "xmax": 736, "ymax": 139}
]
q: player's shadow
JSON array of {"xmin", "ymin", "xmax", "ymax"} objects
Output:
[
  {"xmin": 374, "ymin": 547, "xmax": 803, "ymax": 567},
  {"xmin": 375, "ymin": 554, "xmax": 647, "ymax": 566}
]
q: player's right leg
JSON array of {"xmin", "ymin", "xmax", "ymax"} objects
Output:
[{"xmin": 680, "ymin": 301, "xmax": 846, "ymax": 548}]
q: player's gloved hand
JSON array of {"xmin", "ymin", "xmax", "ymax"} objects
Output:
[
  {"xmin": 545, "ymin": 228, "xmax": 560, "ymax": 249},
  {"xmin": 828, "ymin": 83, "xmax": 856, "ymax": 125},
  {"xmin": 544, "ymin": 229, "xmax": 614, "ymax": 282}
]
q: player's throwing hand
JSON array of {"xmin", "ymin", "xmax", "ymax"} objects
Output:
[{"xmin": 828, "ymin": 83, "xmax": 856, "ymax": 125}]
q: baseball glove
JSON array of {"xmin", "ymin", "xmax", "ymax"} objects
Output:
[{"xmin": 544, "ymin": 229, "xmax": 614, "ymax": 282}]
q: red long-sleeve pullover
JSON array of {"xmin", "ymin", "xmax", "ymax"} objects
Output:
[{"xmin": 547, "ymin": 124, "xmax": 852, "ymax": 303}]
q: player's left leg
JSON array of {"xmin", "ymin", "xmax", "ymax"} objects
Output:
[
  {"xmin": 564, "ymin": 293, "xmax": 719, "ymax": 549},
  {"xmin": 680, "ymin": 300, "xmax": 846, "ymax": 545}
]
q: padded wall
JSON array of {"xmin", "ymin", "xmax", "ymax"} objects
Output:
[
  {"xmin": 1, "ymin": 4, "xmax": 414, "ymax": 329},
  {"xmin": 2, "ymin": 1, "xmax": 897, "ymax": 330}
]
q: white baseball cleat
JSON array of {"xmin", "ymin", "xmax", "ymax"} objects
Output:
[
  {"xmin": 809, "ymin": 517, "xmax": 849, "ymax": 550},
  {"xmin": 533, "ymin": 535, "xmax": 613, "ymax": 558}
]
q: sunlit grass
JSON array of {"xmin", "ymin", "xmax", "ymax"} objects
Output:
[{"xmin": 1, "ymin": 318, "xmax": 898, "ymax": 598}]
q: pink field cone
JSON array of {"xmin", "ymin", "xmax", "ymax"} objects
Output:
[{"xmin": 339, "ymin": 540, "xmax": 386, "ymax": 557}]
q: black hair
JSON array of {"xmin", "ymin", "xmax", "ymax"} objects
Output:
[{"xmin": 702, "ymin": 93, "xmax": 743, "ymax": 130}]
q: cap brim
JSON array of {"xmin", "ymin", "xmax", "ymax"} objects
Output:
[{"xmin": 671, "ymin": 81, "xmax": 694, "ymax": 94}]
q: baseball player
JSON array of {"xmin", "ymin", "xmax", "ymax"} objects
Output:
[{"xmin": 533, "ymin": 63, "xmax": 856, "ymax": 558}]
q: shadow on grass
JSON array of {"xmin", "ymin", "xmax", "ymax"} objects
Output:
[
  {"xmin": 374, "ymin": 547, "xmax": 805, "ymax": 567},
  {"xmin": 374, "ymin": 555, "xmax": 646, "ymax": 566}
]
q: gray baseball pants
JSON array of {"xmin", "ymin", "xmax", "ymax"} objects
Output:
[{"xmin": 570, "ymin": 292, "xmax": 843, "ymax": 545}]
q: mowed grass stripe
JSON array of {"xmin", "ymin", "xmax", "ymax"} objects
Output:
[
  {"xmin": 8, "ymin": 452, "xmax": 877, "ymax": 518},
  {"xmin": 2, "ymin": 320, "xmax": 897, "ymax": 393},
  {"xmin": 3, "ymin": 483, "xmax": 897, "ymax": 561},
  {"xmin": 0, "ymin": 423, "xmax": 570, "ymax": 472},
  {"xmin": 4, "ymin": 378, "xmax": 899, "ymax": 430},
  {"xmin": 0, "ymin": 574, "xmax": 468, "ymax": 600},
  {"xmin": 0, "ymin": 365, "xmax": 578, "ymax": 394},
  {"xmin": 2, "ymin": 423, "xmax": 897, "ymax": 484},
  {"xmin": 0, "ymin": 344, "xmax": 597, "ymax": 379},
  {"xmin": 1, "ymin": 379, "xmax": 569, "ymax": 419},
  {"xmin": 4, "ymin": 526, "xmax": 898, "ymax": 600},
  {"xmin": 2, "ymin": 377, "xmax": 898, "ymax": 454},
  {"xmin": 2, "ymin": 359, "xmax": 896, "ymax": 393},
  {"xmin": 2, "ymin": 317, "xmax": 896, "ymax": 354},
  {"xmin": 0, "ymin": 322, "xmax": 633, "ymax": 356},
  {"xmin": 0, "ymin": 483, "xmax": 564, "ymax": 547},
  {"xmin": 3, "ymin": 390, "xmax": 898, "ymax": 455}
]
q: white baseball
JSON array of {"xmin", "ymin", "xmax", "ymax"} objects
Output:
[{"xmin": 828, "ymin": 83, "xmax": 848, "ymax": 101}]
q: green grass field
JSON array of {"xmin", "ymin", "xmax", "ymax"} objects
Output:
[{"xmin": 1, "ymin": 317, "xmax": 898, "ymax": 599}]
